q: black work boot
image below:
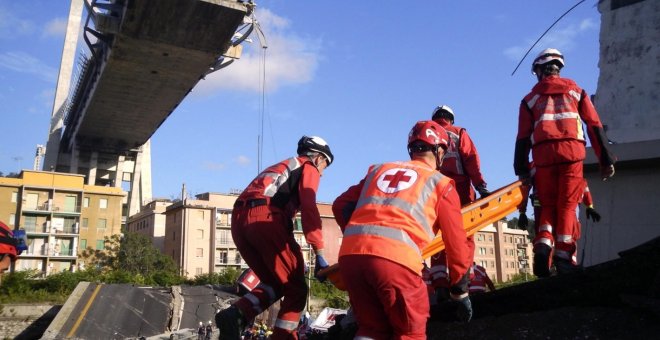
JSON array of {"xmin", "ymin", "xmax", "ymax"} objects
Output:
[
  {"xmin": 215, "ymin": 305, "xmax": 245, "ymax": 340},
  {"xmin": 554, "ymin": 256, "xmax": 580, "ymax": 275},
  {"xmin": 533, "ymin": 244, "xmax": 552, "ymax": 278}
]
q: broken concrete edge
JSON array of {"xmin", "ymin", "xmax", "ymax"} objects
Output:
[
  {"xmin": 169, "ymin": 285, "xmax": 183, "ymax": 332},
  {"xmin": 41, "ymin": 281, "xmax": 91, "ymax": 340}
]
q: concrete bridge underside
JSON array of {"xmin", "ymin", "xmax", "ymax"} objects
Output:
[{"xmin": 45, "ymin": 0, "xmax": 247, "ymax": 216}]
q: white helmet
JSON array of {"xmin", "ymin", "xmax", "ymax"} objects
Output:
[
  {"xmin": 532, "ymin": 48, "xmax": 564, "ymax": 74},
  {"xmin": 431, "ymin": 105, "xmax": 455, "ymax": 124},
  {"xmin": 297, "ymin": 136, "xmax": 334, "ymax": 166}
]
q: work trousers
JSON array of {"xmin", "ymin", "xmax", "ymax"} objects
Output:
[
  {"xmin": 339, "ymin": 255, "xmax": 429, "ymax": 340},
  {"xmin": 231, "ymin": 205, "xmax": 307, "ymax": 340},
  {"xmin": 533, "ymin": 161, "xmax": 583, "ymax": 261}
]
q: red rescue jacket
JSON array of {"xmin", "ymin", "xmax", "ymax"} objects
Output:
[
  {"xmin": 238, "ymin": 156, "xmax": 324, "ymax": 251},
  {"xmin": 514, "ymin": 75, "xmax": 615, "ymax": 174}
]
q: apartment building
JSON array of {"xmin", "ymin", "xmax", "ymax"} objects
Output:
[
  {"xmin": 472, "ymin": 220, "xmax": 532, "ymax": 282},
  {"xmin": 125, "ymin": 199, "xmax": 173, "ymax": 253},
  {"xmin": 0, "ymin": 170, "xmax": 124, "ymax": 274},
  {"xmin": 159, "ymin": 192, "xmax": 342, "ymax": 278}
]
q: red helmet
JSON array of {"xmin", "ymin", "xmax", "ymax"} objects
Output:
[
  {"xmin": 0, "ymin": 221, "xmax": 18, "ymax": 260},
  {"xmin": 407, "ymin": 120, "xmax": 449, "ymax": 151}
]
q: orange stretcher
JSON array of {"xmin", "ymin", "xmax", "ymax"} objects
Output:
[{"xmin": 318, "ymin": 180, "xmax": 526, "ymax": 290}]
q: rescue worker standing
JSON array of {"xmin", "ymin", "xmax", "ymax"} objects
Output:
[
  {"xmin": 429, "ymin": 105, "xmax": 490, "ymax": 301},
  {"xmin": 514, "ymin": 48, "xmax": 616, "ymax": 277},
  {"xmin": 215, "ymin": 136, "xmax": 334, "ymax": 340},
  {"xmin": 331, "ymin": 121, "xmax": 472, "ymax": 339}
]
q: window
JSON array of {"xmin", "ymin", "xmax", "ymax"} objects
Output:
[
  {"xmin": 99, "ymin": 198, "xmax": 108, "ymax": 209},
  {"xmin": 196, "ymin": 248, "xmax": 203, "ymax": 257},
  {"xmin": 11, "ymin": 192, "xmax": 17, "ymax": 203},
  {"xmin": 80, "ymin": 239, "xmax": 87, "ymax": 250},
  {"xmin": 480, "ymin": 260, "xmax": 487, "ymax": 267},
  {"xmin": 24, "ymin": 216, "xmax": 37, "ymax": 228},
  {"xmin": 488, "ymin": 235, "xmax": 493, "ymax": 242},
  {"xmin": 294, "ymin": 218, "xmax": 302, "ymax": 231},
  {"xmin": 477, "ymin": 234, "xmax": 484, "ymax": 241},
  {"xmin": 97, "ymin": 219, "xmax": 107, "ymax": 229},
  {"xmin": 235, "ymin": 253, "xmax": 242, "ymax": 265},
  {"xmin": 219, "ymin": 250, "xmax": 228, "ymax": 264},
  {"xmin": 218, "ymin": 230, "xmax": 229, "ymax": 245},
  {"xmin": 96, "ymin": 240, "xmax": 105, "ymax": 250},
  {"xmin": 173, "ymin": 231, "xmax": 176, "ymax": 240},
  {"xmin": 489, "ymin": 248, "xmax": 494, "ymax": 255},
  {"xmin": 9, "ymin": 214, "xmax": 15, "ymax": 226},
  {"xmin": 197, "ymin": 229, "xmax": 204, "ymax": 239},
  {"xmin": 196, "ymin": 268, "xmax": 203, "ymax": 275},
  {"xmin": 83, "ymin": 197, "xmax": 90, "ymax": 208},
  {"xmin": 478, "ymin": 247, "xmax": 486, "ymax": 255},
  {"xmin": 82, "ymin": 218, "xmax": 88, "ymax": 228}
]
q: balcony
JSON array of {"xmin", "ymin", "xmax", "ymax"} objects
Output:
[{"xmin": 23, "ymin": 224, "xmax": 48, "ymax": 233}]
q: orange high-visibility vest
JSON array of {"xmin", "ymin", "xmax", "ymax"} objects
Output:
[{"xmin": 339, "ymin": 160, "xmax": 454, "ymax": 274}]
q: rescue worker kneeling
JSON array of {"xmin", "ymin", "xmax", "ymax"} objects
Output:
[{"xmin": 331, "ymin": 120, "xmax": 472, "ymax": 339}]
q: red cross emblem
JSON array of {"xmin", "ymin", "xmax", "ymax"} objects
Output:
[
  {"xmin": 376, "ymin": 168, "xmax": 418, "ymax": 193},
  {"xmin": 383, "ymin": 171, "xmax": 412, "ymax": 189}
]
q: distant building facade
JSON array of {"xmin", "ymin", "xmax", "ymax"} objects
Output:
[
  {"xmin": 472, "ymin": 220, "xmax": 532, "ymax": 283},
  {"xmin": 157, "ymin": 192, "xmax": 343, "ymax": 279},
  {"xmin": 125, "ymin": 199, "xmax": 173, "ymax": 253},
  {"xmin": 0, "ymin": 170, "xmax": 124, "ymax": 274}
]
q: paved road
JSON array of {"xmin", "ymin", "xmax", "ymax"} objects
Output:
[{"xmin": 46, "ymin": 283, "xmax": 171, "ymax": 339}]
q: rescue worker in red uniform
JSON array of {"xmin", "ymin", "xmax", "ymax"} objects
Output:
[
  {"xmin": 331, "ymin": 121, "xmax": 472, "ymax": 339},
  {"xmin": 519, "ymin": 177, "xmax": 602, "ymax": 268},
  {"xmin": 429, "ymin": 105, "xmax": 490, "ymax": 302},
  {"xmin": 0, "ymin": 221, "xmax": 26, "ymax": 274},
  {"xmin": 468, "ymin": 262, "xmax": 495, "ymax": 295},
  {"xmin": 215, "ymin": 136, "xmax": 334, "ymax": 340},
  {"xmin": 514, "ymin": 48, "xmax": 616, "ymax": 277}
]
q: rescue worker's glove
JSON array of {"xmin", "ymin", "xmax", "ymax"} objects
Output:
[
  {"xmin": 518, "ymin": 212, "xmax": 529, "ymax": 230},
  {"xmin": 314, "ymin": 254, "xmax": 329, "ymax": 282},
  {"xmin": 601, "ymin": 164, "xmax": 615, "ymax": 181},
  {"xmin": 450, "ymin": 293, "xmax": 473, "ymax": 323},
  {"xmin": 586, "ymin": 207, "xmax": 601, "ymax": 223},
  {"xmin": 476, "ymin": 184, "xmax": 490, "ymax": 198}
]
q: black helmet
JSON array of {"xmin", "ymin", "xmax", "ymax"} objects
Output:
[{"xmin": 297, "ymin": 136, "xmax": 334, "ymax": 166}]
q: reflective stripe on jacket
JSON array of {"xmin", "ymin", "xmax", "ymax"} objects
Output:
[
  {"xmin": 468, "ymin": 264, "xmax": 492, "ymax": 294},
  {"xmin": 339, "ymin": 160, "xmax": 453, "ymax": 274},
  {"xmin": 440, "ymin": 125, "xmax": 486, "ymax": 189},
  {"xmin": 515, "ymin": 75, "xmax": 615, "ymax": 168}
]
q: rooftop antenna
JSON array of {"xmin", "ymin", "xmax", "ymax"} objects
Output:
[{"xmin": 511, "ymin": 0, "xmax": 586, "ymax": 76}]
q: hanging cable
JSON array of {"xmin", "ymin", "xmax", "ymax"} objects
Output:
[{"xmin": 511, "ymin": 0, "xmax": 586, "ymax": 76}]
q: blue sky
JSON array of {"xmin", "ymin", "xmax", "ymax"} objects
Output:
[{"xmin": 1, "ymin": 1, "xmax": 603, "ymax": 204}]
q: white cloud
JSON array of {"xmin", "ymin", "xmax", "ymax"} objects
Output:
[
  {"xmin": 43, "ymin": 18, "xmax": 67, "ymax": 38},
  {"xmin": 203, "ymin": 161, "xmax": 226, "ymax": 171},
  {"xmin": 235, "ymin": 155, "xmax": 251, "ymax": 166},
  {"xmin": 0, "ymin": 6, "xmax": 35, "ymax": 39},
  {"xmin": 504, "ymin": 18, "xmax": 598, "ymax": 62},
  {"xmin": 194, "ymin": 8, "xmax": 321, "ymax": 95},
  {"xmin": 0, "ymin": 51, "xmax": 57, "ymax": 82}
]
